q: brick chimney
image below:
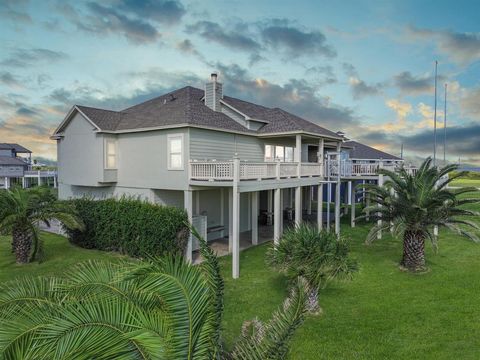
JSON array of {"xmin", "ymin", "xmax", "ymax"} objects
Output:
[{"xmin": 205, "ymin": 73, "xmax": 223, "ymax": 111}]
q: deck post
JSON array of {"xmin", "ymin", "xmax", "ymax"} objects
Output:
[
  {"xmin": 232, "ymin": 157, "xmax": 240, "ymax": 279},
  {"xmin": 317, "ymin": 183, "xmax": 323, "ymax": 231},
  {"xmin": 274, "ymin": 188, "xmax": 281, "ymax": 244},
  {"xmin": 4, "ymin": 177, "xmax": 9, "ymax": 189},
  {"xmin": 351, "ymin": 183, "xmax": 356, "ymax": 228},
  {"xmin": 344, "ymin": 182, "xmax": 349, "ymax": 215},
  {"xmin": 295, "ymin": 186, "xmax": 302, "ymax": 225},
  {"xmin": 53, "ymin": 175, "xmax": 57, "ymax": 188},
  {"xmin": 184, "ymin": 190, "xmax": 193, "ymax": 263},
  {"xmin": 22, "ymin": 177, "xmax": 26, "ymax": 189},
  {"xmin": 377, "ymin": 160, "xmax": 384, "ymax": 240},
  {"xmin": 307, "ymin": 186, "xmax": 312, "ymax": 215},
  {"xmin": 390, "ymin": 187, "xmax": 395, "ymax": 233},
  {"xmin": 335, "ymin": 182, "xmax": 341, "ymax": 236},
  {"xmin": 251, "ymin": 191, "xmax": 258, "ymax": 245},
  {"xmin": 37, "ymin": 170, "xmax": 41, "ymax": 186},
  {"xmin": 326, "ymin": 182, "xmax": 331, "ymax": 232},
  {"xmin": 228, "ymin": 188, "xmax": 233, "ymax": 252}
]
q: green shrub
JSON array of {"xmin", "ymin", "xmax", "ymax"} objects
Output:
[{"xmin": 64, "ymin": 197, "xmax": 188, "ymax": 258}]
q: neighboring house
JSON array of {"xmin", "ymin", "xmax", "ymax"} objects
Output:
[
  {"xmin": 0, "ymin": 143, "xmax": 57, "ymax": 189},
  {"xmin": 52, "ymin": 74, "xmax": 402, "ymax": 278}
]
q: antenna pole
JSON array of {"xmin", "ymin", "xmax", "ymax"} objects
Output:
[
  {"xmin": 433, "ymin": 60, "xmax": 438, "ymax": 167},
  {"xmin": 443, "ymin": 83, "xmax": 447, "ymax": 165}
]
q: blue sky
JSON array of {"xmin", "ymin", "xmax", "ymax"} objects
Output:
[{"xmin": 1, "ymin": 0, "xmax": 479, "ymax": 165}]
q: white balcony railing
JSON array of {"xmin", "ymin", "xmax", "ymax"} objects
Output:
[
  {"xmin": 189, "ymin": 161, "xmax": 324, "ymax": 181},
  {"xmin": 24, "ymin": 170, "xmax": 57, "ymax": 177}
]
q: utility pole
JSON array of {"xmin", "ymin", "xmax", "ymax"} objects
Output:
[
  {"xmin": 443, "ymin": 83, "xmax": 447, "ymax": 165},
  {"xmin": 433, "ymin": 60, "xmax": 438, "ymax": 167}
]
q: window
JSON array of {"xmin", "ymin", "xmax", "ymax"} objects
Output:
[
  {"xmin": 264, "ymin": 144, "xmax": 295, "ymax": 162},
  {"xmin": 105, "ymin": 139, "xmax": 117, "ymax": 169},
  {"xmin": 168, "ymin": 134, "xmax": 184, "ymax": 170}
]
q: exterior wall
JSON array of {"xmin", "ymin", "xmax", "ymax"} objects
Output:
[
  {"xmin": 153, "ymin": 189, "xmax": 184, "ymax": 207},
  {"xmin": 0, "ymin": 165, "xmax": 24, "ymax": 177},
  {"xmin": 189, "ymin": 128, "xmax": 264, "ymax": 162},
  {"xmin": 59, "ymin": 183, "xmax": 154, "ymax": 201},
  {"xmin": 221, "ymin": 104, "xmax": 247, "ymax": 127},
  {"xmin": 116, "ymin": 128, "xmax": 189, "ymax": 190},
  {"xmin": 57, "ymin": 113, "xmax": 104, "ymax": 187}
]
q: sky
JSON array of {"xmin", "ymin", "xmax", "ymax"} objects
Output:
[{"xmin": 1, "ymin": 0, "xmax": 479, "ymax": 165}]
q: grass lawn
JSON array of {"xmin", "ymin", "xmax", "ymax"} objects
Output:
[
  {"xmin": 0, "ymin": 232, "xmax": 124, "ymax": 283},
  {"xmin": 450, "ymin": 179, "xmax": 480, "ymax": 188},
  {"xmin": 0, "ymin": 194, "xmax": 479, "ymax": 359}
]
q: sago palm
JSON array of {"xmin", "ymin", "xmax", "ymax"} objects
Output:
[
  {"xmin": 0, "ymin": 227, "xmax": 310, "ymax": 359},
  {"xmin": 267, "ymin": 223, "xmax": 358, "ymax": 313},
  {"xmin": 0, "ymin": 186, "xmax": 84, "ymax": 263},
  {"xmin": 359, "ymin": 157, "xmax": 479, "ymax": 271}
]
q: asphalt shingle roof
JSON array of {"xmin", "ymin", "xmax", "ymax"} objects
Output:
[
  {"xmin": 0, "ymin": 156, "xmax": 29, "ymax": 166},
  {"xmin": 0, "ymin": 143, "xmax": 31, "ymax": 153},
  {"xmin": 343, "ymin": 140, "xmax": 401, "ymax": 160},
  {"xmin": 65, "ymin": 86, "xmax": 341, "ymax": 138}
]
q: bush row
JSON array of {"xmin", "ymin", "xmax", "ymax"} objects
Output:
[{"xmin": 64, "ymin": 197, "xmax": 189, "ymax": 258}]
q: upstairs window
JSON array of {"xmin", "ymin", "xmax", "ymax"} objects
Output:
[
  {"xmin": 264, "ymin": 144, "xmax": 295, "ymax": 162},
  {"xmin": 105, "ymin": 139, "xmax": 117, "ymax": 169},
  {"xmin": 168, "ymin": 134, "xmax": 184, "ymax": 170}
]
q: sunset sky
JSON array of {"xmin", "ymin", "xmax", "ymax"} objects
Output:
[{"xmin": 1, "ymin": 0, "xmax": 479, "ymax": 164}]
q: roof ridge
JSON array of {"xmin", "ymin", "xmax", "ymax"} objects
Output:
[{"xmin": 76, "ymin": 105, "xmax": 122, "ymax": 113}]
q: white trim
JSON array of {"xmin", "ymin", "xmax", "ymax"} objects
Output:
[
  {"xmin": 167, "ymin": 133, "xmax": 184, "ymax": 170},
  {"xmin": 52, "ymin": 106, "xmax": 101, "ymax": 137}
]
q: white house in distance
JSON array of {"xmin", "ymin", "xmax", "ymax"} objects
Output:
[
  {"xmin": 52, "ymin": 73, "xmax": 404, "ymax": 278},
  {"xmin": 0, "ymin": 143, "xmax": 57, "ymax": 189}
]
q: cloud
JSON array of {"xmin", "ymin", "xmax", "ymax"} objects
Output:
[
  {"xmin": 460, "ymin": 86, "xmax": 480, "ymax": 120},
  {"xmin": 260, "ymin": 19, "xmax": 336, "ymax": 58},
  {"xmin": 393, "ymin": 71, "xmax": 446, "ymax": 95},
  {"xmin": 119, "ymin": 0, "xmax": 186, "ymax": 25},
  {"xmin": 0, "ymin": 0, "xmax": 31, "ymax": 23},
  {"xmin": 399, "ymin": 123, "xmax": 480, "ymax": 158},
  {"xmin": 215, "ymin": 62, "xmax": 356, "ymax": 130},
  {"xmin": 176, "ymin": 39, "xmax": 205, "ymax": 61},
  {"xmin": 349, "ymin": 77, "xmax": 383, "ymax": 99},
  {"xmin": 79, "ymin": 2, "xmax": 160, "ymax": 43},
  {"xmin": 407, "ymin": 26, "xmax": 480, "ymax": 65},
  {"xmin": 342, "ymin": 63, "xmax": 383, "ymax": 99},
  {"xmin": 186, "ymin": 21, "xmax": 262, "ymax": 52},
  {"xmin": 305, "ymin": 66, "xmax": 337, "ymax": 85},
  {"xmin": 1, "ymin": 48, "xmax": 68, "ymax": 68},
  {"xmin": 0, "ymin": 96, "xmax": 56, "ymax": 159},
  {"xmin": 0, "ymin": 72, "xmax": 22, "ymax": 88}
]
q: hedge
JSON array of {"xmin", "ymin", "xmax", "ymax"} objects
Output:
[{"xmin": 64, "ymin": 197, "xmax": 189, "ymax": 258}]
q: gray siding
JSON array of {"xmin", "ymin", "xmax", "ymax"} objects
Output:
[
  {"xmin": 0, "ymin": 165, "xmax": 24, "ymax": 177},
  {"xmin": 189, "ymin": 128, "xmax": 264, "ymax": 162},
  {"xmin": 221, "ymin": 104, "xmax": 247, "ymax": 127},
  {"xmin": 154, "ymin": 189, "xmax": 184, "ymax": 207},
  {"xmin": 116, "ymin": 128, "xmax": 189, "ymax": 190},
  {"xmin": 57, "ymin": 113, "xmax": 104, "ymax": 187}
]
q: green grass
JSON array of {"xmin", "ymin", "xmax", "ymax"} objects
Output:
[
  {"xmin": 1, "ymin": 195, "xmax": 479, "ymax": 359},
  {"xmin": 450, "ymin": 179, "xmax": 480, "ymax": 188},
  {"xmin": 0, "ymin": 232, "xmax": 124, "ymax": 283}
]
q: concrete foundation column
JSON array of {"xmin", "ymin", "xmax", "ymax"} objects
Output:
[
  {"xmin": 317, "ymin": 183, "xmax": 323, "ymax": 231},
  {"xmin": 274, "ymin": 188, "xmax": 281, "ymax": 244},
  {"xmin": 307, "ymin": 186, "xmax": 312, "ymax": 215},
  {"xmin": 228, "ymin": 188, "xmax": 233, "ymax": 253},
  {"xmin": 251, "ymin": 191, "xmax": 258, "ymax": 245},
  {"xmin": 335, "ymin": 181, "xmax": 341, "ymax": 236},
  {"xmin": 184, "ymin": 190, "xmax": 193, "ymax": 263},
  {"xmin": 295, "ymin": 186, "xmax": 302, "ymax": 225}
]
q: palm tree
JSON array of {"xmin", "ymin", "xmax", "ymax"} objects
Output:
[
  {"xmin": 359, "ymin": 157, "xmax": 479, "ymax": 271},
  {"xmin": 267, "ymin": 224, "xmax": 358, "ymax": 314},
  {"xmin": 0, "ymin": 187, "xmax": 84, "ymax": 263},
  {"xmin": 0, "ymin": 227, "xmax": 309, "ymax": 359}
]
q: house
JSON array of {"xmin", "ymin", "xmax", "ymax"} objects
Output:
[
  {"xmin": 52, "ymin": 73, "xmax": 402, "ymax": 278},
  {"xmin": 0, "ymin": 143, "xmax": 57, "ymax": 189}
]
